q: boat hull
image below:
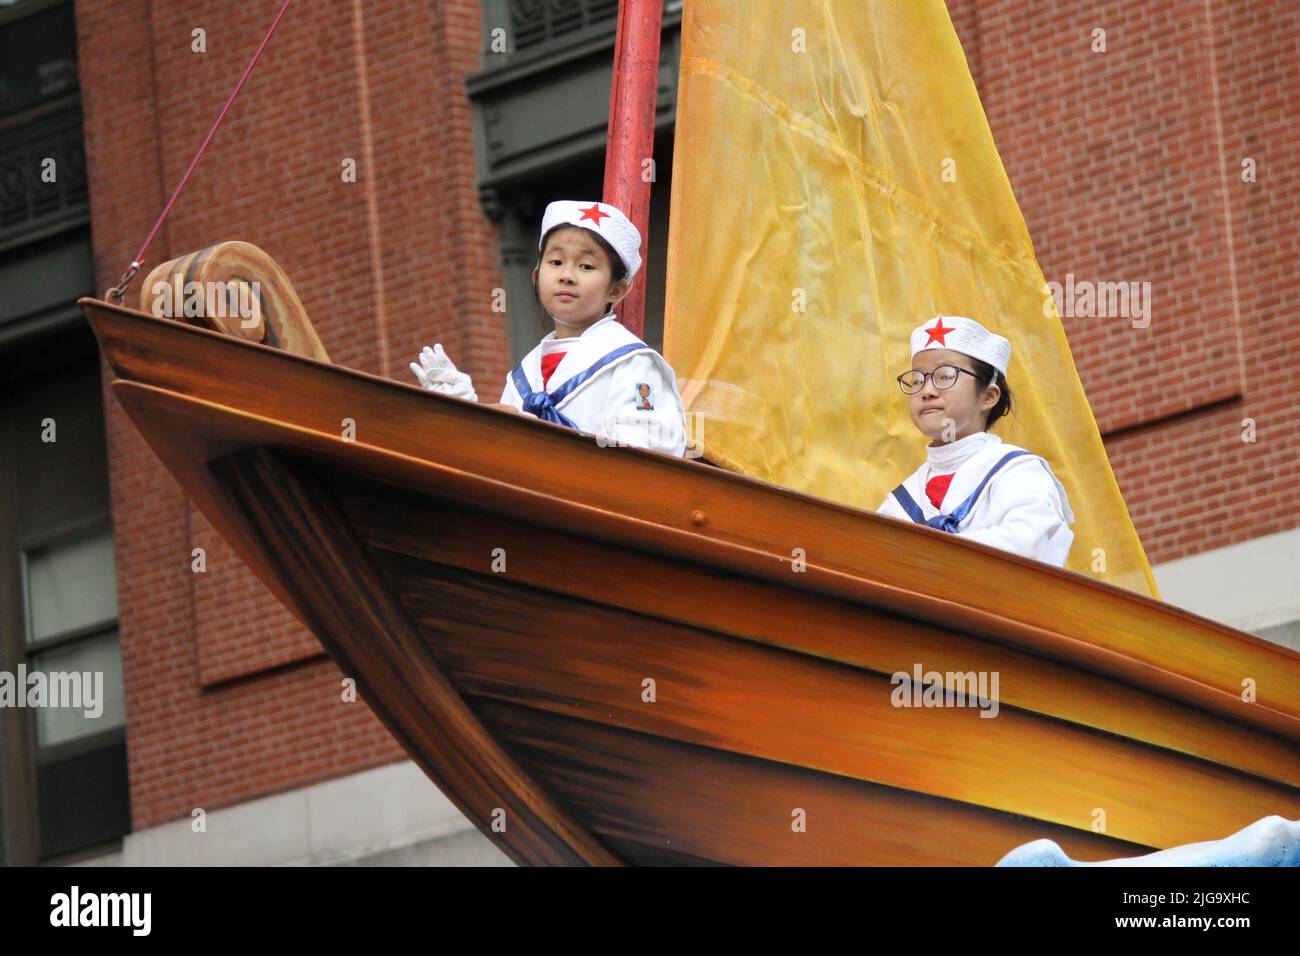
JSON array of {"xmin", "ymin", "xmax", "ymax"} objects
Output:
[{"xmin": 82, "ymin": 298, "xmax": 1300, "ymax": 865}]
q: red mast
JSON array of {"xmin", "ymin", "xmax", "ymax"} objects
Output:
[{"xmin": 602, "ymin": 0, "xmax": 664, "ymax": 340}]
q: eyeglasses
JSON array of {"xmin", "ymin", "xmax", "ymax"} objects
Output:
[{"xmin": 896, "ymin": 365, "xmax": 979, "ymax": 395}]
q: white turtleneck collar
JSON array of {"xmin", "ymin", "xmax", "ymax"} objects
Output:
[
  {"xmin": 540, "ymin": 311, "xmax": 617, "ymax": 351},
  {"xmin": 926, "ymin": 430, "xmax": 1000, "ymax": 475}
]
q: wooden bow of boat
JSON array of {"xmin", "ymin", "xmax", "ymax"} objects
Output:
[{"xmin": 79, "ymin": 249, "xmax": 1300, "ymax": 864}]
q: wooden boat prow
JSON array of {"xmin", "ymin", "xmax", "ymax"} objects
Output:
[{"xmin": 81, "ymin": 243, "xmax": 1300, "ymax": 865}]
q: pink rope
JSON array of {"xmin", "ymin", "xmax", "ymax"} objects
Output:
[{"xmin": 110, "ymin": 0, "xmax": 296, "ymax": 300}]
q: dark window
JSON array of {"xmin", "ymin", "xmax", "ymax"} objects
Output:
[
  {"xmin": 504, "ymin": 0, "xmax": 619, "ymax": 55},
  {"xmin": 0, "ymin": 1, "xmax": 79, "ymax": 118},
  {"xmin": 482, "ymin": 0, "xmax": 682, "ymax": 62},
  {"xmin": 0, "ymin": 361, "xmax": 131, "ymax": 863},
  {"xmin": 471, "ymin": 0, "xmax": 681, "ymax": 360},
  {"xmin": 0, "ymin": 0, "xmax": 87, "ymax": 255},
  {"xmin": 0, "ymin": 0, "xmax": 127, "ymax": 866}
]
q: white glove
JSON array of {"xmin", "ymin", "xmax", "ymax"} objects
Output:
[{"xmin": 410, "ymin": 344, "xmax": 477, "ymax": 401}]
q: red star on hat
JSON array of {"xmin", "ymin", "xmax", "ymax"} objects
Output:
[
  {"xmin": 924, "ymin": 318, "xmax": 955, "ymax": 346},
  {"xmin": 578, "ymin": 203, "xmax": 610, "ymax": 226}
]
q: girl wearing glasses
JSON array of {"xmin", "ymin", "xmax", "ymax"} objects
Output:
[{"xmin": 876, "ymin": 316, "xmax": 1075, "ymax": 567}]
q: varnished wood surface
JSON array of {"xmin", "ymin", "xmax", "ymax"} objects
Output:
[
  {"xmin": 339, "ymin": 475, "xmax": 1300, "ymax": 794},
  {"xmin": 362, "ymin": 541, "xmax": 1300, "ymax": 852},
  {"xmin": 80, "ymin": 298, "xmax": 1300, "ymax": 738},
  {"xmin": 477, "ymin": 700, "xmax": 1156, "ymax": 866},
  {"xmin": 138, "ymin": 241, "xmax": 330, "ymax": 360},
  {"xmin": 79, "ymin": 295, "xmax": 1300, "ymax": 864},
  {"xmin": 208, "ymin": 448, "xmax": 617, "ymax": 866}
]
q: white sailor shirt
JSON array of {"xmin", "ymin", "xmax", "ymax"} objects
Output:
[
  {"xmin": 500, "ymin": 313, "xmax": 687, "ymax": 457},
  {"xmin": 876, "ymin": 431, "xmax": 1075, "ymax": 567}
]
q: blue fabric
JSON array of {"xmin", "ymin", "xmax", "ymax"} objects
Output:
[
  {"xmin": 997, "ymin": 815, "xmax": 1300, "ymax": 866},
  {"xmin": 891, "ymin": 450, "xmax": 1030, "ymax": 533},
  {"xmin": 510, "ymin": 342, "xmax": 647, "ymax": 430}
]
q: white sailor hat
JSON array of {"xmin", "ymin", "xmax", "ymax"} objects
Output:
[
  {"xmin": 539, "ymin": 200, "xmax": 642, "ymax": 280},
  {"xmin": 910, "ymin": 315, "xmax": 1012, "ymax": 377}
]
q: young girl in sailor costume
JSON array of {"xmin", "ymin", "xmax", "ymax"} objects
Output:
[
  {"xmin": 409, "ymin": 200, "xmax": 687, "ymax": 457},
  {"xmin": 877, "ymin": 316, "xmax": 1075, "ymax": 567}
]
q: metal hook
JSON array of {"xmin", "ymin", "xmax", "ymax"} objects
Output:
[{"xmin": 106, "ymin": 261, "xmax": 141, "ymax": 304}]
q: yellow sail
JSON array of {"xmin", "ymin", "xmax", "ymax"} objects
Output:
[{"xmin": 664, "ymin": 0, "xmax": 1158, "ymax": 597}]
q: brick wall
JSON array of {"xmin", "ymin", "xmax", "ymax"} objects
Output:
[
  {"xmin": 953, "ymin": 0, "xmax": 1299, "ymax": 563},
  {"xmin": 75, "ymin": 0, "xmax": 504, "ymax": 829}
]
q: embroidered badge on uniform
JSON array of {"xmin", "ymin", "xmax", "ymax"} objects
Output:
[{"xmin": 636, "ymin": 383, "xmax": 654, "ymax": 410}]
